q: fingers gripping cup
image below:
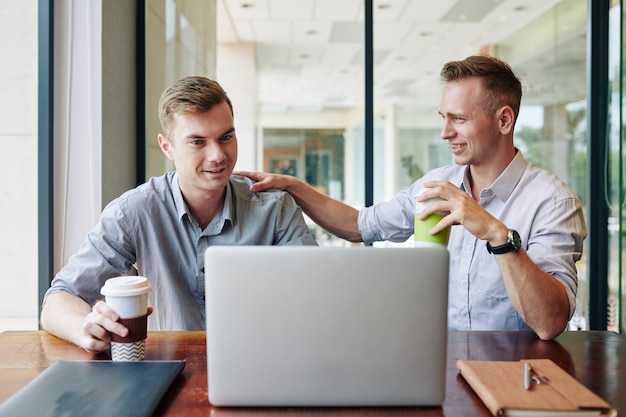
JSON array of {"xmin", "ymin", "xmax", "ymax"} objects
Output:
[
  {"xmin": 414, "ymin": 188, "xmax": 451, "ymax": 247},
  {"xmin": 101, "ymin": 276, "xmax": 152, "ymax": 361}
]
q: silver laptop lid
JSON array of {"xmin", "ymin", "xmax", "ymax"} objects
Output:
[{"xmin": 205, "ymin": 246, "xmax": 449, "ymax": 407}]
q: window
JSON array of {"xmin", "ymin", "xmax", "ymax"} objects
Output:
[{"xmin": 139, "ymin": 0, "xmax": 623, "ymax": 332}]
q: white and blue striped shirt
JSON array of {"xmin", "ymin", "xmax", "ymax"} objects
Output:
[
  {"xmin": 358, "ymin": 151, "xmax": 587, "ymax": 331},
  {"xmin": 46, "ymin": 172, "xmax": 317, "ymax": 330}
]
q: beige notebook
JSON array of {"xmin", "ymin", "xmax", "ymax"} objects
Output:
[{"xmin": 456, "ymin": 359, "xmax": 616, "ymax": 417}]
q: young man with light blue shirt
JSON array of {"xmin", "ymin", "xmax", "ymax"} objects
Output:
[
  {"xmin": 238, "ymin": 55, "xmax": 587, "ymax": 340},
  {"xmin": 41, "ymin": 76, "xmax": 316, "ymax": 353}
]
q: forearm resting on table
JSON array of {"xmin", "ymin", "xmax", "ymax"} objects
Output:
[
  {"xmin": 497, "ymin": 251, "xmax": 571, "ymax": 340},
  {"xmin": 40, "ymin": 292, "xmax": 92, "ymax": 346}
]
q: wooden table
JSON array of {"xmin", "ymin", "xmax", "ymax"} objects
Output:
[{"xmin": 1, "ymin": 330, "xmax": 624, "ymax": 416}]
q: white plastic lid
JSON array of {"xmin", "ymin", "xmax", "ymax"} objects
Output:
[
  {"xmin": 414, "ymin": 187, "xmax": 445, "ymax": 213},
  {"xmin": 101, "ymin": 276, "xmax": 152, "ymax": 297}
]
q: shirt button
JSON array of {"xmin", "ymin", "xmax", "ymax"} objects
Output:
[
  {"xmin": 465, "ymin": 244, "xmax": 472, "ymax": 250},
  {"xmin": 459, "ymin": 307, "xmax": 468, "ymax": 316}
]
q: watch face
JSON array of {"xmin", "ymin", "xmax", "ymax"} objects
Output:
[
  {"xmin": 510, "ymin": 229, "xmax": 522, "ymax": 250},
  {"xmin": 487, "ymin": 229, "xmax": 521, "ymax": 254}
]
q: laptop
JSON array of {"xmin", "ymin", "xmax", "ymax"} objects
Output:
[{"xmin": 204, "ymin": 245, "xmax": 449, "ymax": 407}]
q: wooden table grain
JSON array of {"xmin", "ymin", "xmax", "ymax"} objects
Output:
[{"xmin": 1, "ymin": 330, "xmax": 624, "ymax": 416}]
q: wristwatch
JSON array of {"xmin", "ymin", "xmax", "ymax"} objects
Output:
[{"xmin": 486, "ymin": 229, "xmax": 522, "ymax": 254}]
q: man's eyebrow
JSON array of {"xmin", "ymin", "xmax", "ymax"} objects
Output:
[
  {"xmin": 439, "ymin": 111, "xmax": 465, "ymax": 118},
  {"xmin": 184, "ymin": 128, "xmax": 235, "ymax": 140}
]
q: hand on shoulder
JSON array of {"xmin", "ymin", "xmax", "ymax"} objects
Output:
[{"xmin": 234, "ymin": 171, "xmax": 300, "ymax": 193}]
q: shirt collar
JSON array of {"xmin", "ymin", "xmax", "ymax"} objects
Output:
[
  {"xmin": 458, "ymin": 149, "xmax": 527, "ymax": 202},
  {"xmin": 222, "ymin": 179, "xmax": 235, "ymax": 225},
  {"xmin": 171, "ymin": 172, "xmax": 188, "ymax": 221},
  {"xmin": 171, "ymin": 172, "xmax": 235, "ymax": 225},
  {"xmin": 489, "ymin": 149, "xmax": 526, "ymax": 202}
]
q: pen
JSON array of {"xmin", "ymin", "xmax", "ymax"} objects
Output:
[{"xmin": 524, "ymin": 363, "xmax": 531, "ymax": 390}]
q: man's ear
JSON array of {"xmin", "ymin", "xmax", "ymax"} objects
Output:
[
  {"xmin": 158, "ymin": 134, "xmax": 174, "ymax": 160},
  {"xmin": 498, "ymin": 106, "xmax": 515, "ymax": 135}
]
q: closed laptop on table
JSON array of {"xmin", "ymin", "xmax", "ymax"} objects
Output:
[{"xmin": 204, "ymin": 245, "xmax": 449, "ymax": 407}]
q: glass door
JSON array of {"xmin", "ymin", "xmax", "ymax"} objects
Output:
[{"xmin": 607, "ymin": 1, "xmax": 625, "ymax": 333}]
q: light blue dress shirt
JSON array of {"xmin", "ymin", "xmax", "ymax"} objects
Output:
[
  {"xmin": 358, "ymin": 151, "xmax": 587, "ymax": 331},
  {"xmin": 46, "ymin": 172, "xmax": 317, "ymax": 330}
]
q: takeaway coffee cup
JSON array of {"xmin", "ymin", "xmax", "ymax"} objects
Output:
[
  {"xmin": 414, "ymin": 188, "xmax": 451, "ymax": 246},
  {"xmin": 100, "ymin": 276, "xmax": 152, "ymax": 361}
]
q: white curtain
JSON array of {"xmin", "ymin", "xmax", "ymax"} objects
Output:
[{"xmin": 53, "ymin": 0, "xmax": 102, "ymax": 271}]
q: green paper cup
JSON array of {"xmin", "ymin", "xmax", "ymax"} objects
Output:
[
  {"xmin": 414, "ymin": 212, "xmax": 450, "ymax": 246},
  {"xmin": 414, "ymin": 188, "xmax": 450, "ymax": 246}
]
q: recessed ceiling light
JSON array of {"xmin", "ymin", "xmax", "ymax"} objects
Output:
[
  {"xmin": 306, "ymin": 30, "xmax": 318, "ymax": 36},
  {"xmin": 419, "ymin": 31, "xmax": 432, "ymax": 37},
  {"xmin": 377, "ymin": 4, "xmax": 390, "ymax": 9},
  {"xmin": 514, "ymin": 6, "xmax": 528, "ymax": 12},
  {"xmin": 241, "ymin": 3, "xmax": 253, "ymax": 8}
]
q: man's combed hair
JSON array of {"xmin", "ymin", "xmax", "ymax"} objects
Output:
[
  {"xmin": 440, "ymin": 54, "xmax": 522, "ymax": 120},
  {"xmin": 158, "ymin": 76, "xmax": 234, "ymax": 137}
]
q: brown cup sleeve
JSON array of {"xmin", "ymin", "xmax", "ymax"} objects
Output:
[{"xmin": 111, "ymin": 313, "xmax": 148, "ymax": 343}]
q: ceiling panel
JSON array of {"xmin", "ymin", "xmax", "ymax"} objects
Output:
[
  {"xmin": 400, "ymin": 0, "xmax": 457, "ymax": 21},
  {"xmin": 255, "ymin": 44, "xmax": 290, "ymax": 65},
  {"xmin": 441, "ymin": 0, "xmax": 502, "ymax": 22},
  {"xmin": 329, "ymin": 22, "xmax": 363, "ymax": 44},
  {"xmin": 269, "ymin": 0, "xmax": 314, "ymax": 20},
  {"xmin": 251, "ymin": 20, "xmax": 291, "ymax": 42},
  {"xmin": 218, "ymin": 0, "xmax": 586, "ymax": 113},
  {"xmin": 288, "ymin": 46, "xmax": 324, "ymax": 65},
  {"xmin": 374, "ymin": 22, "xmax": 416, "ymax": 46},
  {"xmin": 313, "ymin": 0, "xmax": 362, "ymax": 20},
  {"xmin": 319, "ymin": 45, "xmax": 361, "ymax": 66},
  {"xmin": 222, "ymin": 0, "xmax": 270, "ymax": 19},
  {"xmin": 372, "ymin": 0, "xmax": 411, "ymax": 22},
  {"xmin": 292, "ymin": 21, "xmax": 333, "ymax": 43}
]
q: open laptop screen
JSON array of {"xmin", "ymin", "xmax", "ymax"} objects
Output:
[{"xmin": 205, "ymin": 245, "xmax": 449, "ymax": 407}]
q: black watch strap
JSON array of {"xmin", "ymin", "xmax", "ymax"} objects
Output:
[{"xmin": 486, "ymin": 229, "xmax": 521, "ymax": 255}]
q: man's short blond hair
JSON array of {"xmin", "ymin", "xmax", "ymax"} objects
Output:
[
  {"xmin": 158, "ymin": 76, "xmax": 233, "ymax": 138},
  {"xmin": 440, "ymin": 54, "xmax": 522, "ymax": 121}
]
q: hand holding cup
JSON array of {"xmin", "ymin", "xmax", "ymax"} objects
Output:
[
  {"xmin": 414, "ymin": 188, "xmax": 451, "ymax": 247},
  {"xmin": 100, "ymin": 276, "xmax": 152, "ymax": 361}
]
